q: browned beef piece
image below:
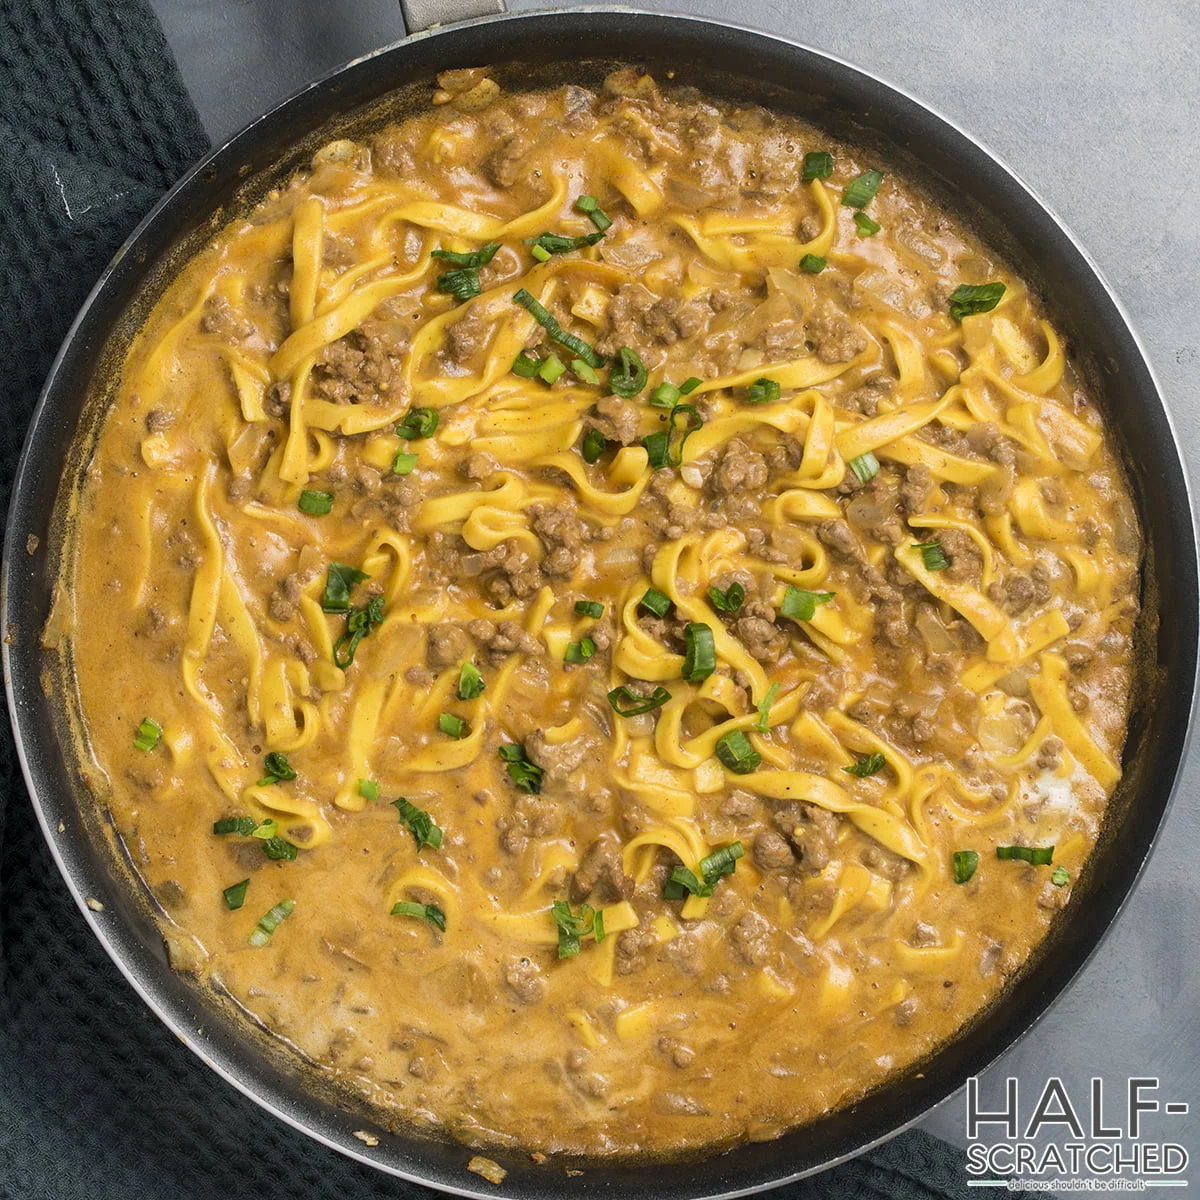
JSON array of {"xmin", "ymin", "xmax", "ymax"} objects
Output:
[
  {"xmin": 524, "ymin": 728, "xmax": 594, "ymax": 787},
  {"xmin": 467, "ymin": 618, "xmax": 541, "ymax": 666},
  {"xmin": 583, "ymin": 394, "xmax": 642, "ymax": 446},
  {"xmin": 478, "ymin": 542, "xmax": 542, "ymax": 607},
  {"xmin": 805, "ymin": 304, "xmax": 867, "ymax": 364},
  {"xmin": 753, "ymin": 830, "xmax": 795, "ymax": 871},
  {"xmin": 774, "ymin": 803, "xmax": 841, "ymax": 871},
  {"xmin": 483, "ymin": 135, "xmax": 531, "ymax": 188},
  {"xmin": 733, "ymin": 599, "xmax": 788, "ymax": 664},
  {"xmin": 441, "ymin": 310, "xmax": 489, "ymax": 366},
  {"xmin": 502, "ymin": 956, "xmax": 546, "ymax": 1004},
  {"xmin": 729, "ymin": 912, "xmax": 773, "ymax": 965},
  {"xmin": 569, "ymin": 833, "xmax": 635, "ymax": 904},
  {"xmin": 528, "ymin": 503, "xmax": 586, "ymax": 578},
  {"xmin": 200, "ymin": 294, "xmax": 255, "ymax": 341},
  {"xmin": 427, "ymin": 623, "xmax": 469, "ymax": 670},
  {"xmin": 709, "ymin": 438, "xmax": 768, "ymax": 496},
  {"xmin": 597, "ymin": 283, "xmax": 705, "ymax": 355},
  {"xmin": 312, "ymin": 329, "xmax": 399, "ymax": 405}
]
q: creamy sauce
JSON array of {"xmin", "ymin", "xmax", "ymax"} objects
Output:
[{"xmin": 61, "ymin": 68, "xmax": 1141, "ymax": 1158}]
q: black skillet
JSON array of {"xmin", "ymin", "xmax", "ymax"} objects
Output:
[{"xmin": 3, "ymin": 5, "xmax": 1196, "ymax": 1197}]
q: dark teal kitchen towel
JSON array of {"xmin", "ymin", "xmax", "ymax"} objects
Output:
[{"xmin": 0, "ymin": 1, "xmax": 1022, "ymax": 1196}]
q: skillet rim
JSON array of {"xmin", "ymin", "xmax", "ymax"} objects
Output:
[{"xmin": 3, "ymin": 7, "xmax": 1197, "ymax": 1197}]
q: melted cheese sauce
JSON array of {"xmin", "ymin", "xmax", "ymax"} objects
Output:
[{"xmin": 62, "ymin": 69, "xmax": 1141, "ymax": 1158}]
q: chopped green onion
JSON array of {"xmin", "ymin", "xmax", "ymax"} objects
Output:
[
  {"xmin": 780, "ymin": 586, "xmax": 835, "ymax": 622},
  {"xmin": 664, "ymin": 841, "xmax": 745, "ymax": 899},
  {"xmin": 512, "ymin": 351, "xmax": 541, "ymax": 378},
  {"xmin": 714, "ymin": 730, "xmax": 761, "ymax": 775},
  {"xmin": 571, "ymin": 358, "xmax": 601, "ymax": 385},
  {"xmin": 248, "ymin": 898, "xmax": 294, "ymax": 947},
  {"xmin": 842, "ymin": 169, "xmax": 884, "ymax": 209},
  {"xmin": 574, "ymin": 195, "xmax": 612, "ymax": 232},
  {"xmin": 1051, "ymin": 865, "xmax": 1071, "ymax": 887},
  {"xmin": 948, "ymin": 282, "xmax": 1007, "ymax": 321},
  {"xmin": 848, "ymin": 451, "xmax": 880, "ymax": 483},
  {"xmin": 914, "ymin": 540, "xmax": 949, "ymax": 571},
  {"xmin": 610, "ymin": 346, "xmax": 649, "ymax": 398},
  {"xmin": 853, "ymin": 211, "xmax": 881, "ymax": 237},
  {"xmin": 996, "ymin": 845, "xmax": 1055, "ymax": 866},
  {"xmin": 513, "ymin": 288, "xmax": 606, "ymax": 369},
  {"xmin": 261, "ymin": 836, "xmax": 299, "ymax": 862},
  {"xmin": 574, "ymin": 600, "xmax": 604, "ymax": 618},
  {"xmin": 133, "ymin": 717, "xmax": 162, "ymax": 753},
  {"xmin": 799, "ymin": 253, "xmax": 827, "ymax": 274},
  {"xmin": 550, "ymin": 899, "xmax": 604, "ymax": 958},
  {"xmin": 431, "ymin": 242, "xmax": 500, "ymax": 269},
  {"xmin": 952, "ymin": 850, "xmax": 980, "ymax": 884},
  {"xmin": 222, "ymin": 879, "xmax": 250, "ymax": 910},
  {"xmin": 392, "ymin": 796, "xmax": 443, "ymax": 851},
  {"xmin": 213, "ymin": 816, "xmax": 258, "ymax": 837},
  {"xmin": 249, "ymin": 819, "xmax": 278, "ymax": 841},
  {"xmin": 438, "ymin": 712, "xmax": 468, "ymax": 739},
  {"xmin": 643, "ymin": 403, "xmax": 702, "ymax": 468},
  {"xmin": 678, "ymin": 377, "xmax": 702, "ymax": 395},
  {"xmin": 333, "ymin": 595, "xmax": 385, "ymax": 668},
  {"xmin": 498, "ymin": 744, "xmax": 543, "ymax": 794},
  {"xmin": 564, "ymin": 638, "xmax": 597, "ymax": 664},
  {"xmin": 258, "ymin": 752, "xmax": 297, "ymax": 786},
  {"xmin": 357, "ymin": 779, "xmax": 380, "ymax": 802},
  {"xmin": 392, "ymin": 452, "xmax": 418, "ymax": 476},
  {"xmin": 745, "ymin": 377, "xmax": 781, "ymax": 404},
  {"xmin": 843, "ymin": 752, "xmax": 886, "ymax": 778},
  {"xmin": 581, "ymin": 428, "xmax": 608, "ymax": 463},
  {"xmin": 391, "ymin": 900, "xmax": 446, "ymax": 931},
  {"xmin": 682, "ymin": 623, "xmax": 716, "ymax": 682},
  {"xmin": 395, "ymin": 407, "xmax": 438, "ymax": 440},
  {"xmin": 707, "ymin": 581, "xmax": 745, "ymax": 613},
  {"xmin": 755, "ymin": 682, "xmax": 781, "ymax": 733},
  {"xmin": 802, "ymin": 151, "xmax": 834, "ymax": 181},
  {"xmin": 298, "ymin": 490, "xmax": 333, "ymax": 515},
  {"xmin": 436, "ymin": 267, "xmax": 482, "ymax": 304},
  {"xmin": 607, "ymin": 685, "xmax": 671, "ymax": 717},
  {"xmin": 649, "ymin": 381, "xmax": 680, "ymax": 408},
  {"xmin": 640, "ymin": 588, "xmax": 672, "ymax": 618},
  {"xmin": 321, "ymin": 563, "xmax": 368, "ymax": 613},
  {"xmin": 538, "ymin": 352, "xmax": 566, "ymax": 384},
  {"xmin": 456, "ymin": 662, "xmax": 485, "ymax": 701},
  {"xmin": 525, "ymin": 231, "xmax": 606, "ymax": 257}
]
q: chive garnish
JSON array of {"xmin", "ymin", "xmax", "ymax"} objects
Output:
[
  {"xmin": 714, "ymin": 730, "xmax": 761, "ymax": 775},
  {"xmin": 564, "ymin": 638, "xmax": 597, "ymax": 664},
  {"xmin": 525, "ymin": 231, "xmax": 606, "ymax": 257},
  {"xmin": 321, "ymin": 563, "xmax": 368, "ymax": 613},
  {"xmin": 913, "ymin": 540, "xmax": 949, "ymax": 571},
  {"xmin": 755, "ymin": 682, "xmax": 781, "ymax": 733},
  {"xmin": 1051, "ymin": 865, "xmax": 1071, "ymax": 887},
  {"xmin": 391, "ymin": 900, "xmax": 446, "ymax": 931},
  {"xmin": 392, "ymin": 796, "xmax": 443, "ymax": 851},
  {"xmin": 802, "ymin": 151, "xmax": 834, "ymax": 181},
  {"xmin": 438, "ymin": 712, "xmax": 468, "ymax": 739},
  {"xmin": 664, "ymin": 841, "xmax": 745, "ymax": 899},
  {"xmin": 222, "ymin": 879, "xmax": 250, "ymax": 910},
  {"xmin": 392, "ymin": 451, "xmax": 418, "ymax": 475},
  {"xmin": 745, "ymin": 377, "xmax": 781, "ymax": 404},
  {"xmin": 678, "ymin": 377, "xmax": 702, "ymax": 395},
  {"xmin": 395, "ymin": 407, "xmax": 438, "ymax": 440},
  {"xmin": 431, "ymin": 243, "xmax": 500, "ymax": 269},
  {"xmin": 213, "ymin": 816, "xmax": 258, "ymax": 836},
  {"xmin": 133, "ymin": 717, "xmax": 162, "ymax": 753},
  {"xmin": 853, "ymin": 211, "xmax": 881, "ymax": 237},
  {"xmin": 357, "ymin": 778, "xmax": 380, "ymax": 802},
  {"xmin": 848, "ymin": 451, "xmax": 880, "ymax": 483},
  {"xmin": 953, "ymin": 850, "xmax": 980, "ymax": 884},
  {"xmin": 844, "ymin": 753, "xmax": 886, "ymax": 778},
  {"xmin": 574, "ymin": 600, "xmax": 604, "ymax": 618},
  {"xmin": 538, "ymin": 352, "xmax": 566, "ymax": 384},
  {"xmin": 456, "ymin": 662, "xmax": 485, "ymax": 700},
  {"xmin": 650, "ymin": 382, "xmax": 680, "ymax": 408},
  {"xmin": 261, "ymin": 836, "xmax": 299, "ymax": 861},
  {"xmin": 640, "ymin": 587, "xmax": 672, "ymax": 618},
  {"xmin": 643, "ymin": 403, "xmax": 702, "ymax": 468},
  {"xmin": 333, "ymin": 595, "xmax": 385, "ymax": 668},
  {"xmin": 512, "ymin": 351, "xmax": 541, "ymax": 378},
  {"xmin": 610, "ymin": 346, "xmax": 649, "ymax": 398},
  {"xmin": 513, "ymin": 287, "xmax": 606, "ymax": 369},
  {"xmin": 550, "ymin": 899, "xmax": 605, "ymax": 958},
  {"xmin": 800, "ymin": 253, "xmax": 827, "ymax": 274},
  {"xmin": 437, "ymin": 268, "xmax": 483, "ymax": 304},
  {"xmin": 571, "ymin": 358, "xmax": 601, "ymax": 385},
  {"xmin": 996, "ymin": 845, "xmax": 1055, "ymax": 866},
  {"xmin": 581, "ymin": 428, "xmax": 608, "ymax": 464},
  {"xmin": 681, "ymin": 622, "xmax": 716, "ymax": 683},
  {"xmin": 780, "ymin": 586, "xmax": 835, "ymax": 622},
  {"xmin": 707, "ymin": 581, "xmax": 745, "ymax": 613},
  {"xmin": 948, "ymin": 282, "xmax": 1006, "ymax": 321},
  {"xmin": 258, "ymin": 752, "xmax": 296, "ymax": 786},
  {"xmin": 842, "ymin": 169, "xmax": 884, "ymax": 209},
  {"xmin": 607, "ymin": 685, "xmax": 671, "ymax": 717},
  {"xmin": 298, "ymin": 490, "xmax": 333, "ymax": 515},
  {"xmin": 498, "ymin": 744, "xmax": 543, "ymax": 794},
  {"xmin": 574, "ymin": 195, "xmax": 612, "ymax": 232},
  {"xmin": 248, "ymin": 898, "xmax": 294, "ymax": 947}
]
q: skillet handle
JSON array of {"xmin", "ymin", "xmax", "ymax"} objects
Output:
[{"xmin": 399, "ymin": 0, "xmax": 506, "ymax": 34}]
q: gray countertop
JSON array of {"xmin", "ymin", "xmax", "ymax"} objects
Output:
[{"xmin": 148, "ymin": 0, "xmax": 1200, "ymax": 1168}]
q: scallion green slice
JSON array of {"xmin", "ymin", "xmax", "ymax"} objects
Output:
[
  {"xmin": 707, "ymin": 581, "xmax": 745, "ymax": 613},
  {"xmin": 842, "ymin": 169, "xmax": 884, "ymax": 209},
  {"xmin": 650, "ymin": 381, "xmax": 680, "ymax": 408},
  {"xmin": 258, "ymin": 752, "xmax": 297, "ymax": 786},
  {"xmin": 571, "ymin": 358, "xmax": 601, "ymax": 385},
  {"xmin": 746, "ymin": 377, "xmax": 781, "ymax": 404},
  {"xmin": 526, "ymin": 231, "xmax": 606, "ymax": 257},
  {"xmin": 780, "ymin": 586, "xmax": 835, "ymax": 622},
  {"xmin": 643, "ymin": 403, "xmax": 703, "ymax": 468},
  {"xmin": 581, "ymin": 428, "xmax": 608, "ymax": 464},
  {"xmin": 1051, "ymin": 865, "xmax": 1071, "ymax": 887},
  {"xmin": 843, "ymin": 753, "xmax": 886, "ymax": 778},
  {"xmin": 391, "ymin": 900, "xmax": 446, "ymax": 931},
  {"xmin": 853, "ymin": 211, "xmax": 881, "ymax": 237},
  {"xmin": 513, "ymin": 288, "xmax": 606, "ymax": 369},
  {"xmin": 848, "ymin": 451, "xmax": 880, "ymax": 483},
  {"xmin": 436, "ymin": 267, "xmax": 482, "ymax": 304},
  {"xmin": 714, "ymin": 730, "xmax": 761, "ymax": 775},
  {"xmin": 996, "ymin": 845, "xmax": 1055, "ymax": 866},
  {"xmin": 456, "ymin": 662, "xmax": 485, "ymax": 701},
  {"xmin": 755, "ymin": 682, "xmax": 781, "ymax": 733},
  {"xmin": 431, "ymin": 242, "xmax": 500, "ymax": 269},
  {"xmin": 395, "ymin": 407, "xmax": 439, "ymax": 440},
  {"xmin": 222, "ymin": 879, "xmax": 250, "ymax": 910},
  {"xmin": 799, "ymin": 253, "xmax": 827, "ymax": 274},
  {"xmin": 213, "ymin": 816, "xmax": 258, "ymax": 837},
  {"xmin": 607, "ymin": 685, "xmax": 671, "ymax": 717},
  {"xmin": 498, "ymin": 743, "xmax": 543, "ymax": 794},
  {"xmin": 802, "ymin": 151, "xmax": 834, "ymax": 181},
  {"xmin": 610, "ymin": 346, "xmax": 648, "ymax": 398},
  {"xmin": 948, "ymin": 282, "xmax": 1006, "ymax": 321},
  {"xmin": 953, "ymin": 850, "xmax": 980, "ymax": 884},
  {"xmin": 682, "ymin": 623, "xmax": 716, "ymax": 682},
  {"xmin": 512, "ymin": 351, "xmax": 541, "ymax": 378},
  {"xmin": 564, "ymin": 638, "xmax": 597, "ymax": 664},
  {"xmin": 574, "ymin": 600, "xmax": 604, "ymax": 618},
  {"xmin": 640, "ymin": 588, "xmax": 672, "ymax": 618},
  {"xmin": 133, "ymin": 717, "xmax": 162, "ymax": 753},
  {"xmin": 298, "ymin": 490, "xmax": 333, "ymax": 515},
  {"xmin": 392, "ymin": 796, "xmax": 443, "ymax": 851},
  {"xmin": 913, "ymin": 540, "xmax": 949, "ymax": 571},
  {"xmin": 357, "ymin": 779, "xmax": 380, "ymax": 802},
  {"xmin": 321, "ymin": 563, "xmax": 368, "ymax": 613},
  {"xmin": 248, "ymin": 898, "xmax": 294, "ymax": 947},
  {"xmin": 438, "ymin": 712, "xmax": 467, "ymax": 739},
  {"xmin": 538, "ymin": 352, "xmax": 566, "ymax": 384}
]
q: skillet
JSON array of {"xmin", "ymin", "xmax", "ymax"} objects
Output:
[{"xmin": 3, "ymin": 4, "xmax": 1197, "ymax": 1196}]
